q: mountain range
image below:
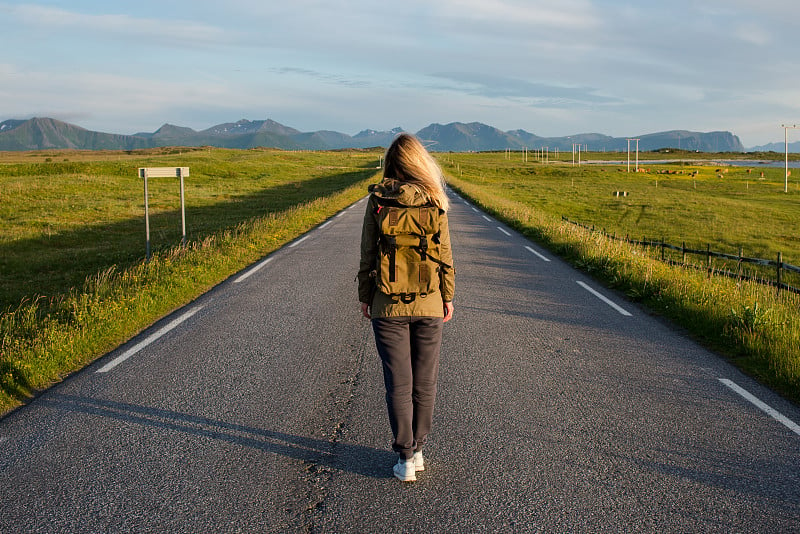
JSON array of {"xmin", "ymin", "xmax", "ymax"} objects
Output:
[
  {"xmin": 0, "ymin": 117, "xmax": 750, "ymax": 153},
  {"xmin": 748, "ymin": 140, "xmax": 800, "ymax": 153}
]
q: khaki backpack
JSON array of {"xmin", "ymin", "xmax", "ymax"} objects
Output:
[{"xmin": 373, "ymin": 197, "xmax": 451, "ymax": 299}]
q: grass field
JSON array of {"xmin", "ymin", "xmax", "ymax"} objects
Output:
[
  {"xmin": 439, "ymin": 152, "xmax": 800, "ymax": 404},
  {"xmin": 0, "ymin": 147, "xmax": 381, "ymax": 413},
  {"xmin": 441, "ymin": 152, "xmax": 800, "ymax": 284}
]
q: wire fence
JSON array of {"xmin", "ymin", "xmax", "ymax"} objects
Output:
[{"xmin": 562, "ymin": 216, "xmax": 800, "ymax": 296}]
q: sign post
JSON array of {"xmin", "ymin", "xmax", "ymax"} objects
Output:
[{"xmin": 139, "ymin": 167, "xmax": 189, "ymax": 260}]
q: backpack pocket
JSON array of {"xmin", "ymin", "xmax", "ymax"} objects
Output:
[{"xmin": 377, "ymin": 256, "xmax": 438, "ymax": 297}]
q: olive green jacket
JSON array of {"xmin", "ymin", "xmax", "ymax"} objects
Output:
[{"xmin": 358, "ymin": 182, "xmax": 455, "ymax": 318}]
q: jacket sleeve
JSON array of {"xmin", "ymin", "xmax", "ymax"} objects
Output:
[
  {"xmin": 438, "ymin": 212, "xmax": 455, "ymax": 302},
  {"xmin": 358, "ymin": 196, "xmax": 379, "ymax": 303}
]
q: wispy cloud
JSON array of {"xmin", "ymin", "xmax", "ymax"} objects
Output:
[
  {"xmin": 1, "ymin": 3, "xmax": 231, "ymax": 47},
  {"xmin": 433, "ymin": 0, "xmax": 599, "ymax": 29},
  {"xmin": 0, "ymin": 64, "xmax": 231, "ymax": 126},
  {"xmin": 272, "ymin": 68, "xmax": 371, "ymax": 89},
  {"xmin": 430, "ymin": 73, "xmax": 620, "ymax": 105}
]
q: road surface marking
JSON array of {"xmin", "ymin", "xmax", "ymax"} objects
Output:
[
  {"xmin": 497, "ymin": 227, "xmax": 511, "ymax": 236},
  {"xmin": 234, "ymin": 257, "xmax": 274, "ymax": 284},
  {"xmin": 482, "ymin": 215, "xmax": 492, "ymax": 222},
  {"xmin": 319, "ymin": 220, "xmax": 332, "ymax": 229},
  {"xmin": 96, "ymin": 305, "xmax": 204, "ymax": 373},
  {"xmin": 471, "ymin": 207, "xmax": 479, "ymax": 212},
  {"xmin": 288, "ymin": 235, "xmax": 310, "ymax": 248},
  {"xmin": 525, "ymin": 246, "xmax": 551, "ymax": 262},
  {"xmin": 719, "ymin": 379, "xmax": 800, "ymax": 437},
  {"xmin": 576, "ymin": 281, "xmax": 632, "ymax": 316}
]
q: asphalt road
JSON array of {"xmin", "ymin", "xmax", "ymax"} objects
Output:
[{"xmin": 1, "ymin": 190, "xmax": 799, "ymax": 533}]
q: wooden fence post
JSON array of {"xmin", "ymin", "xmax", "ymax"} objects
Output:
[
  {"xmin": 707, "ymin": 244, "xmax": 712, "ymax": 277},
  {"xmin": 737, "ymin": 246, "xmax": 743, "ymax": 281},
  {"xmin": 777, "ymin": 252, "xmax": 783, "ymax": 296}
]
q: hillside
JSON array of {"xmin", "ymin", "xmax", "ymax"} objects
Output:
[
  {"xmin": 0, "ymin": 117, "xmax": 745, "ymax": 153},
  {"xmin": 0, "ymin": 118, "xmax": 150, "ymax": 151}
]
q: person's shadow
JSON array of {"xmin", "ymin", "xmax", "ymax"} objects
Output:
[{"xmin": 43, "ymin": 393, "xmax": 395, "ymax": 479}]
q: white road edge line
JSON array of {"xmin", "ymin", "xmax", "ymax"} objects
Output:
[
  {"xmin": 319, "ymin": 220, "xmax": 332, "ymax": 229},
  {"xmin": 96, "ymin": 305, "xmax": 204, "ymax": 373},
  {"xmin": 497, "ymin": 227, "xmax": 511, "ymax": 236},
  {"xmin": 482, "ymin": 215, "xmax": 492, "ymax": 222},
  {"xmin": 576, "ymin": 281, "xmax": 632, "ymax": 316},
  {"xmin": 288, "ymin": 235, "xmax": 310, "ymax": 248},
  {"xmin": 525, "ymin": 246, "xmax": 551, "ymax": 262},
  {"xmin": 234, "ymin": 257, "xmax": 274, "ymax": 284},
  {"xmin": 719, "ymin": 379, "xmax": 800, "ymax": 437},
  {"xmin": 471, "ymin": 207, "xmax": 478, "ymax": 212}
]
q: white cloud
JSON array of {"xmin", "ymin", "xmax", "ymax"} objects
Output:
[
  {"xmin": 0, "ymin": 64, "xmax": 231, "ymax": 127},
  {"xmin": 2, "ymin": 3, "xmax": 232, "ymax": 47},
  {"xmin": 734, "ymin": 23, "xmax": 772, "ymax": 46},
  {"xmin": 433, "ymin": 0, "xmax": 600, "ymax": 29}
]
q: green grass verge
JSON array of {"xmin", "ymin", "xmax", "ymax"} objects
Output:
[
  {"xmin": 0, "ymin": 148, "xmax": 380, "ymax": 414},
  {"xmin": 442, "ymin": 154, "xmax": 799, "ymax": 405}
]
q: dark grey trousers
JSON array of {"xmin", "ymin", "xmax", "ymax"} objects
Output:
[{"xmin": 371, "ymin": 316, "xmax": 443, "ymax": 460}]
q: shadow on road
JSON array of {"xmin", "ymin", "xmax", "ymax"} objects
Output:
[{"xmin": 43, "ymin": 393, "xmax": 394, "ymax": 479}]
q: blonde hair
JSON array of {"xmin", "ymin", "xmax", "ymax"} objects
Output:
[{"xmin": 383, "ymin": 133, "xmax": 449, "ymax": 212}]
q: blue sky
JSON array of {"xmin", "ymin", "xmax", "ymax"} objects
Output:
[{"xmin": 1, "ymin": 0, "xmax": 798, "ymax": 147}]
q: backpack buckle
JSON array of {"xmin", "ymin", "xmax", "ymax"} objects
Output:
[{"xmin": 418, "ymin": 236, "xmax": 428, "ymax": 260}]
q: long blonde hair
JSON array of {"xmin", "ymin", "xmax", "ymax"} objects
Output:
[{"xmin": 383, "ymin": 133, "xmax": 449, "ymax": 212}]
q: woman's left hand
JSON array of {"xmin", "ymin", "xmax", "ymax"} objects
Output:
[
  {"xmin": 443, "ymin": 301, "xmax": 454, "ymax": 323},
  {"xmin": 361, "ymin": 302, "xmax": 371, "ymax": 319}
]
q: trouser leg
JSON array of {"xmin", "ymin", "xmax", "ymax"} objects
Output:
[
  {"xmin": 372, "ymin": 317, "xmax": 443, "ymax": 459},
  {"xmin": 372, "ymin": 318, "xmax": 414, "ymax": 458},
  {"xmin": 409, "ymin": 317, "xmax": 443, "ymax": 450}
]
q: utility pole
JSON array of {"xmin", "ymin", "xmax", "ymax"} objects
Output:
[
  {"xmin": 782, "ymin": 124, "xmax": 798, "ymax": 193},
  {"xmin": 626, "ymin": 138, "xmax": 640, "ymax": 173}
]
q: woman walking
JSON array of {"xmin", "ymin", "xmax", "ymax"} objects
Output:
[{"xmin": 358, "ymin": 133, "xmax": 455, "ymax": 482}]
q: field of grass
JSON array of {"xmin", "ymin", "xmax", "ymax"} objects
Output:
[
  {"xmin": 0, "ymin": 147, "xmax": 381, "ymax": 413},
  {"xmin": 442, "ymin": 153, "xmax": 800, "ymax": 281},
  {"xmin": 439, "ymin": 152, "xmax": 800, "ymax": 404}
]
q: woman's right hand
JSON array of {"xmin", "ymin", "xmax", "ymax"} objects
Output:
[{"xmin": 361, "ymin": 302, "xmax": 371, "ymax": 319}]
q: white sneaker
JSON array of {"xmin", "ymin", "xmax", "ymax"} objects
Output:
[
  {"xmin": 413, "ymin": 451, "xmax": 425, "ymax": 472},
  {"xmin": 393, "ymin": 457, "xmax": 416, "ymax": 482}
]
